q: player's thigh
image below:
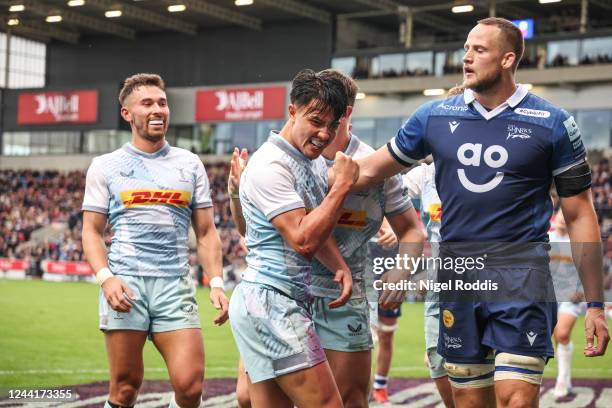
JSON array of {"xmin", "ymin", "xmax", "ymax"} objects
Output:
[
  {"xmin": 275, "ymin": 360, "xmax": 342, "ymax": 408},
  {"xmin": 325, "ymin": 349, "xmax": 371, "ymax": 396},
  {"xmin": 105, "ymin": 330, "xmax": 148, "ymax": 383},
  {"xmin": 248, "ymin": 378, "xmax": 292, "ymax": 408},
  {"xmin": 152, "ymin": 328, "xmax": 204, "ymax": 385},
  {"xmin": 554, "ymin": 306, "xmax": 579, "ymax": 342},
  {"xmin": 313, "ymin": 297, "xmax": 372, "ymax": 353},
  {"xmin": 495, "ymin": 379, "xmax": 539, "ymax": 408}
]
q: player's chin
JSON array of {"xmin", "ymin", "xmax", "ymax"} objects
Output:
[{"xmin": 303, "ymin": 146, "xmax": 323, "ymax": 160}]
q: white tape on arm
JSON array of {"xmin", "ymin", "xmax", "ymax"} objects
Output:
[
  {"xmin": 96, "ymin": 267, "xmax": 114, "ymax": 286},
  {"xmin": 209, "ymin": 276, "xmax": 225, "ymax": 290}
]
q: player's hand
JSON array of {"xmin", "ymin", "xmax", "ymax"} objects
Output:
[
  {"xmin": 328, "ymin": 268, "xmax": 353, "ymax": 309},
  {"xmin": 102, "ymin": 276, "xmax": 135, "ymax": 313},
  {"xmin": 331, "ymin": 151, "xmax": 359, "ymax": 187},
  {"xmin": 228, "ymin": 147, "xmax": 248, "ymax": 196},
  {"xmin": 379, "ymin": 269, "xmax": 409, "ymax": 310},
  {"xmin": 210, "ymin": 287, "xmax": 229, "ymax": 326},
  {"xmin": 377, "ymin": 225, "xmax": 398, "ymax": 250},
  {"xmin": 570, "ymin": 291, "xmax": 584, "ymax": 304},
  {"xmin": 584, "ymin": 307, "xmax": 609, "ymax": 357}
]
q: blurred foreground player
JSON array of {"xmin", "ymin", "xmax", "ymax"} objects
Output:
[
  {"xmin": 348, "ymin": 17, "xmax": 609, "ymax": 408},
  {"xmin": 228, "ymin": 69, "xmax": 357, "ymax": 408},
  {"xmin": 82, "ymin": 74, "xmax": 229, "ymax": 408}
]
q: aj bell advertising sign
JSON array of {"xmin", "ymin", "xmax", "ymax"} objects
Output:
[
  {"xmin": 17, "ymin": 90, "xmax": 98, "ymax": 125},
  {"xmin": 195, "ymin": 86, "xmax": 286, "ymax": 122}
]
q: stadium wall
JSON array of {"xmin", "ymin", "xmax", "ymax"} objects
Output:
[{"xmin": 45, "ymin": 21, "xmax": 332, "ymax": 87}]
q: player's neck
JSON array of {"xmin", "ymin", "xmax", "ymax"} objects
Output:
[
  {"xmin": 473, "ymin": 79, "xmax": 517, "ymax": 111},
  {"xmin": 131, "ymin": 135, "xmax": 166, "ymax": 154}
]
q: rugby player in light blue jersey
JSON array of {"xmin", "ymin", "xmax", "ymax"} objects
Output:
[
  {"xmin": 310, "ymin": 69, "xmax": 424, "ymax": 408},
  {"xmin": 228, "ymin": 69, "xmax": 358, "ymax": 408},
  {"xmin": 82, "ymin": 74, "xmax": 228, "ymax": 408},
  {"xmin": 341, "ymin": 17, "xmax": 609, "ymax": 408}
]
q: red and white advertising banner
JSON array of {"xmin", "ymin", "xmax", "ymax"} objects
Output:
[
  {"xmin": 17, "ymin": 90, "xmax": 98, "ymax": 125},
  {"xmin": 196, "ymin": 86, "xmax": 286, "ymax": 122},
  {"xmin": 45, "ymin": 261, "xmax": 94, "ymax": 276},
  {"xmin": 0, "ymin": 258, "xmax": 29, "ymax": 271}
]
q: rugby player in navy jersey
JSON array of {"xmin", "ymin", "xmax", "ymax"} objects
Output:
[{"xmin": 344, "ymin": 17, "xmax": 609, "ymax": 408}]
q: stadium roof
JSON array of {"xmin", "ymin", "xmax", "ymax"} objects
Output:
[{"xmin": 0, "ymin": 0, "xmax": 611, "ymax": 46}]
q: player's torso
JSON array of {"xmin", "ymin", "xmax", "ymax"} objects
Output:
[
  {"xmin": 103, "ymin": 144, "xmax": 199, "ymax": 276},
  {"xmin": 311, "ymin": 136, "xmax": 387, "ymax": 298},
  {"xmin": 241, "ymin": 135, "xmax": 327, "ymax": 301},
  {"xmin": 426, "ymin": 102, "xmax": 556, "ymax": 242}
]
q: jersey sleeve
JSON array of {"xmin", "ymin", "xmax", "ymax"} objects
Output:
[
  {"xmin": 551, "ymin": 110, "xmax": 587, "ymax": 176},
  {"xmin": 383, "ymin": 174, "xmax": 413, "ymax": 216},
  {"xmin": 403, "ymin": 163, "xmax": 425, "ymax": 199},
  {"xmin": 192, "ymin": 159, "xmax": 213, "ymax": 209},
  {"xmin": 387, "ymin": 101, "xmax": 434, "ymax": 166},
  {"xmin": 82, "ymin": 157, "xmax": 110, "ymax": 214},
  {"xmin": 243, "ymin": 160, "xmax": 304, "ymax": 221}
]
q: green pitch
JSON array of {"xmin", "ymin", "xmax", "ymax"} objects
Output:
[{"xmin": 0, "ymin": 279, "xmax": 610, "ymax": 388}]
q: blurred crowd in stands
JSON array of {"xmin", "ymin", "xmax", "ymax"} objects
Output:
[
  {"xmin": 1, "ymin": 156, "xmax": 610, "ymax": 284},
  {"xmin": 352, "ymin": 51, "xmax": 612, "ymax": 80}
]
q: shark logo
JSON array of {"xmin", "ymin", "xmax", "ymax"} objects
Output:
[
  {"xmin": 506, "ymin": 124, "xmax": 532, "ymax": 140},
  {"xmin": 449, "ymin": 121, "xmax": 460, "ymax": 134},
  {"xmin": 526, "ymin": 331, "xmax": 538, "ymax": 346}
]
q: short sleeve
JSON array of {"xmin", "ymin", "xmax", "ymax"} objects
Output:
[
  {"xmin": 387, "ymin": 101, "xmax": 434, "ymax": 166},
  {"xmin": 403, "ymin": 164, "xmax": 426, "ymax": 200},
  {"xmin": 551, "ymin": 110, "xmax": 587, "ymax": 176},
  {"xmin": 383, "ymin": 174, "xmax": 413, "ymax": 216},
  {"xmin": 243, "ymin": 160, "xmax": 304, "ymax": 221},
  {"xmin": 82, "ymin": 157, "xmax": 110, "ymax": 214},
  {"xmin": 192, "ymin": 159, "xmax": 213, "ymax": 209}
]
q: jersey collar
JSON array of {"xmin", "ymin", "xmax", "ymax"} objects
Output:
[
  {"xmin": 123, "ymin": 141, "xmax": 170, "ymax": 158},
  {"xmin": 268, "ymin": 131, "xmax": 310, "ymax": 163},
  {"xmin": 464, "ymin": 84, "xmax": 529, "ymax": 121}
]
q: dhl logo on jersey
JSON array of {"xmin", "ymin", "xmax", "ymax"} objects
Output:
[
  {"xmin": 550, "ymin": 254, "xmax": 573, "ymax": 263},
  {"xmin": 427, "ymin": 203, "xmax": 442, "ymax": 223},
  {"xmin": 337, "ymin": 209, "xmax": 367, "ymax": 229},
  {"xmin": 120, "ymin": 190, "xmax": 191, "ymax": 208}
]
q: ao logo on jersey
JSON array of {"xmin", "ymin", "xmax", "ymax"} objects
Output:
[{"xmin": 457, "ymin": 143, "xmax": 508, "ymax": 193}]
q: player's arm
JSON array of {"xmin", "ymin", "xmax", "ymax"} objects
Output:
[
  {"xmin": 314, "ymin": 236, "xmax": 353, "ymax": 309},
  {"xmin": 328, "ymin": 146, "xmax": 405, "ymax": 191},
  {"xmin": 559, "ymin": 187, "xmax": 609, "ymax": 356},
  {"xmin": 379, "ymin": 208, "xmax": 425, "ymax": 309},
  {"xmin": 271, "ymin": 152, "xmax": 358, "ymax": 258},
  {"xmin": 192, "ymin": 207, "xmax": 228, "ymax": 326},
  {"xmin": 82, "ymin": 211, "xmax": 134, "ymax": 312},
  {"xmin": 228, "ymin": 147, "xmax": 248, "ymax": 237}
]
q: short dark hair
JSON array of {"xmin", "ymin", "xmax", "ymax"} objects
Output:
[
  {"xmin": 289, "ymin": 69, "xmax": 348, "ymax": 123},
  {"xmin": 477, "ymin": 17, "xmax": 524, "ymax": 71},
  {"xmin": 317, "ymin": 69, "xmax": 358, "ymax": 107},
  {"xmin": 119, "ymin": 73, "xmax": 165, "ymax": 105}
]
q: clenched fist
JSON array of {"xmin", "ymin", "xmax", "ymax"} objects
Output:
[{"xmin": 332, "ymin": 151, "xmax": 359, "ymax": 187}]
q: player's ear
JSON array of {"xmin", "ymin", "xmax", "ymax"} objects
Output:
[
  {"xmin": 345, "ymin": 105, "xmax": 353, "ymax": 117},
  {"xmin": 288, "ymin": 104, "xmax": 297, "ymax": 122},
  {"xmin": 501, "ymin": 51, "xmax": 516, "ymax": 70},
  {"xmin": 120, "ymin": 106, "xmax": 131, "ymax": 123}
]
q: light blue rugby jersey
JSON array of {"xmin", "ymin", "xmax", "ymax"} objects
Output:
[
  {"xmin": 310, "ymin": 134, "xmax": 412, "ymax": 299},
  {"xmin": 82, "ymin": 142, "xmax": 212, "ymax": 277},
  {"xmin": 239, "ymin": 132, "xmax": 328, "ymax": 303},
  {"xmin": 404, "ymin": 163, "xmax": 441, "ymax": 316}
]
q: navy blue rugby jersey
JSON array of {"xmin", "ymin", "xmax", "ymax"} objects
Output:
[{"xmin": 387, "ymin": 85, "xmax": 586, "ymax": 242}]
